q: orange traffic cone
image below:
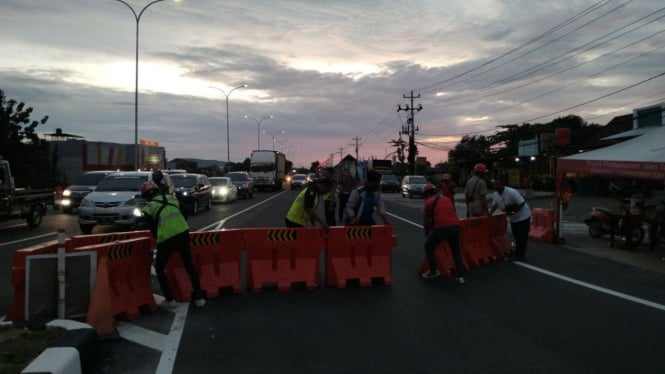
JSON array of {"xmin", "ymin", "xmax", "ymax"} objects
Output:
[{"xmin": 86, "ymin": 256, "xmax": 116, "ymax": 335}]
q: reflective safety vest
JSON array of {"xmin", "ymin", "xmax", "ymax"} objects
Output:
[
  {"xmin": 286, "ymin": 187, "xmax": 319, "ymax": 226},
  {"xmin": 142, "ymin": 194, "xmax": 188, "ymax": 244}
]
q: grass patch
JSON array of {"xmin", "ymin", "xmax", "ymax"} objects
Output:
[{"xmin": 0, "ymin": 324, "xmax": 66, "ymax": 374}]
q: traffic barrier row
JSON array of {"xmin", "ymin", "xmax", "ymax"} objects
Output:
[
  {"xmin": 7, "ymin": 225, "xmax": 398, "ymax": 328},
  {"xmin": 529, "ymin": 208, "xmax": 556, "ymax": 243},
  {"xmin": 418, "ymin": 214, "xmax": 513, "ymax": 277}
]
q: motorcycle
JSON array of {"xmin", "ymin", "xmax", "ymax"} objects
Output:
[{"xmin": 584, "ymin": 204, "xmax": 645, "ymax": 244}]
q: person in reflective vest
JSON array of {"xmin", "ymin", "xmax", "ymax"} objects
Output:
[
  {"xmin": 421, "ymin": 183, "xmax": 466, "ymax": 284},
  {"xmin": 141, "ymin": 181, "xmax": 206, "ymax": 308},
  {"xmin": 285, "ymin": 178, "xmax": 333, "ymax": 232},
  {"xmin": 345, "ymin": 169, "xmax": 390, "ymax": 226}
]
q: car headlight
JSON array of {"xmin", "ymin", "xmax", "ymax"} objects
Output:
[
  {"xmin": 62, "ymin": 189, "xmax": 71, "ymax": 197},
  {"xmin": 132, "ymin": 208, "xmax": 143, "ymax": 217},
  {"xmin": 80, "ymin": 199, "xmax": 92, "ymax": 207},
  {"xmin": 220, "ymin": 187, "xmax": 229, "ymax": 195},
  {"xmin": 182, "ymin": 191, "xmax": 188, "ymax": 196}
]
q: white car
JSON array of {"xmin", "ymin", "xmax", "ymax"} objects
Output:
[
  {"xmin": 209, "ymin": 177, "xmax": 238, "ymax": 203},
  {"xmin": 77, "ymin": 171, "xmax": 174, "ymax": 234}
]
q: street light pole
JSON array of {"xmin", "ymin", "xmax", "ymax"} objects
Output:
[
  {"xmin": 262, "ymin": 130, "xmax": 285, "ymax": 151},
  {"xmin": 114, "ymin": 0, "xmax": 165, "ymax": 170},
  {"xmin": 244, "ymin": 115, "xmax": 274, "ymax": 150},
  {"xmin": 210, "ymin": 84, "xmax": 247, "ymax": 173}
]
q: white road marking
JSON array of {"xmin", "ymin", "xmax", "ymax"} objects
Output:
[
  {"xmin": 515, "ymin": 262, "xmax": 665, "ymax": 312},
  {"xmin": 388, "ymin": 211, "xmax": 665, "ymax": 313},
  {"xmin": 0, "ymin": 232, "xmax": 56, "ymax": 246},
  {"xmin": 199, "ymin": 189, "xmax": 289, "ymax": 231},
  {"xmin": 117, "ymin": 321, "xmax": 166, "ymax": 351},
  {"xmin": 156, "ymin": 302, "xmax": 190, "ymax": 374}
]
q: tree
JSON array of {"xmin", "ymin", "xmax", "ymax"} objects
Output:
[
  {"xmin": 0, "ymin": 90, "xmax": 51, "ymax": 188},
  {"xmin": 388, "ymin": 137, "xmax": 407, "ymax": 173}
]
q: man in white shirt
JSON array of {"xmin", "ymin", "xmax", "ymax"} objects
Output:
[{"xmin": 490, "ymin": 177, "xmax": 532, "ymax": 260}]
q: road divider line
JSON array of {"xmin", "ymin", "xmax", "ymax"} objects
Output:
[
  {"xmin": 118, "ymin": 321, "xmax": 167, "ymax": 351},
  {"xmin": 514, "ymin": 262, "xmax": 665, "ymax": 312},
  {"xmin": 388, "ymin": 211, "xmax": 665, "ymax": 313},
  {"xmin": 0, "ymin": 232, "xmax": 56, "ymax": 246},
  {"xmin": 198, "ymin": 190, "xmax": 290, "ymax": 231},
  {"xmin": 156, "ymin": 302, "xmax": 190, "ymax": 373}
]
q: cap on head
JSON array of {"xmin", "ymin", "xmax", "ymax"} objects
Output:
[
  {"xmin": 474, "ymin": 163, "xmax": 488, "ymax": 172},
  {"xmin": 442, "ymin": 173, "xmax": 452, "ymax": 181},
  {"xmin": 422, "ymin": 183, "xmax": 436, "ymax": 197},
  {"xmin": 141, "ymin": 181, "xmax": 159, "ymax": 198}
]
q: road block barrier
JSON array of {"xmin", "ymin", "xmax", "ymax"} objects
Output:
[
  {"xmin": 6, "ymin": 240, "xmax": 61, "ymax": 321},
  {"xmin": 71, "ymin": 237, "xmax": 155, "ymax": 320},
  {"xmin": 67, "ymin": 231, "xmax": 153, "ymax": 250},
  {"xmin": 244, "ymin": 227, "xmax": 323, "ymax": 292},
  {"xmin": 529, "ymin": 208, "xmax": 556, "ymax": 243},
  {"xmin": 165, "ymin": 230, "xmax": 243, "ymax": 302},
  {"xmin": 417, "ymin": 240, "xmax": 462, "ymax": 278},
  {"xmin": 326, "ymin": 225, "xmax": 397, "ymax": 287},
  {"xmin": 459, "ymin": 217, "xmax": 496, "ymax": 267},
  {"xmin": 490, "ymin": 214, "xmax": 513, "ymax": 259}
]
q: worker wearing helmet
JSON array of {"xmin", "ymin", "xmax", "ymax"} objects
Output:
[
  {"xmin": 420, "ymin": 183, "xmax": 465, "ymax": 284},
  {"xmin": 464, "ymin": 163, "xmax": 489, "ymax": 218},
  {"xmin": 141, "ymin": 181, "xmax": 205, "ymax": 308}
]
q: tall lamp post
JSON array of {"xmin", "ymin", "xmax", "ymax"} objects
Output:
[
  {"xmin": 114, "ymin": 0, "xmax": 165, "ymax": 170},
  {"xmin": 262, "ymin": 130, "xmax": 285, "ymax": 151},
  {"xmin": 244, "ymin": 115, "xmax": 274, "ymax": 150},
  {"xmin": 210, "ymin": 84, "xmax": 247, "ymax": 173}
]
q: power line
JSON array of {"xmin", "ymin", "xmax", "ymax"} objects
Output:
[
  {"xmin": 425, "ymin": 7, "xmax": 665, "ymax": 109},
  {"xmin": 416, "ymin": 0, "xmax": 617, "ymax": 94},
  {"xmin": 520, "ymin": 70, "xmax": 665, "ymax": 123}
]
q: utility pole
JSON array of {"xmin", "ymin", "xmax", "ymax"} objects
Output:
[
  {"xmin": 397, "ymin": 90, "xmax": 422, "ymax": 175},
  {"xmin": 329, "ymin": 152, "xmax": 334, "ymax": 168},
  {"xmin": 350, "ymin": 136, "xmax": 362, "ymax": 178}
]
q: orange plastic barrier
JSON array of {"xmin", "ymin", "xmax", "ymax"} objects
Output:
[
  {"xmin": 326, "ymin": 225, "xmax": 397, "ymax": 287},
  {"xmin": 6, "ymin": 240, "xmax": 61, "ymax": 321},
  {"xmin": 72, "ymin": 237, "xmax": 155, "ymax": 320},
  {"xmin": 164, "ymin": 230, "xmax": 243, "ymax": 302},
  {"xmin": 459, "ymin": 217, "xmax": 496, "ymax": 267},
  {"xmin": 490, "ymin": 214, "xmax": 513, "ymax": 259},
  {"xmin": 244, "ymin": 227, "xmax": 323, "ymax": 292},
  {"xmin": 529, "ymin": 208, "xmax": 556, "ymax": 243},
  {"xmin": 67, "ymin": 230, "xmax": 153, "ymax": 250},
  {"xmin": 417, "ymin": 240, "xmax": 464, "ymax": 278}
]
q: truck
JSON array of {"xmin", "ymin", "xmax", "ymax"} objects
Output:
[
  {"xmin": 367, "ymin": 159, "xmax": 393, "ymax": 174},
  {"xmin": 0, "ymin": 157, "xmax": 54, "ymax": 228},
  {"xmin": 249, "ymin": 150, "xmax": 287, "ymax": 191}
]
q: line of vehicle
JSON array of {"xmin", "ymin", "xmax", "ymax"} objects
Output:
[
  {"xmin": 386, "ymin": 212, "xmax": 665, "ymax": 313},
  {"xmin": 198, "ymin": 189, "xmax": 290, "ymax": 231}
]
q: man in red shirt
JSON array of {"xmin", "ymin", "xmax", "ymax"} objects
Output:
[{"xmin": 421, "ymin": 183, "xmax": 466, "ymax": 284}]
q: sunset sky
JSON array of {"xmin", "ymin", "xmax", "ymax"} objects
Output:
[{"xmin": 1, "ymin": 0, "xmax": 664, "ymax": 167}]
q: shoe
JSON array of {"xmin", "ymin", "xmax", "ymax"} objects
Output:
[
  {"xmin": 160, "ymin": 299, "xmax": 177, "ymax": 308},
  {"xmin": 421, "ymin": 270, "xmax": 440, "ymax": 279},
  {"xmin": 194, "ymin": 298, "xmax": 206, "ymax": 307},
  {"xmin": 455, "ymin": 276, "xmax": 466, "ymax": 285}
]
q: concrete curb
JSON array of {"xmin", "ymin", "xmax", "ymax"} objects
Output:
[{"xmin": 21, "ymin": 319, "xmax": 97, "ymax": 374}]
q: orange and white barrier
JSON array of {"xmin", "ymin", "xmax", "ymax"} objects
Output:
[
  {"xmin": 244, "ymin": 227, "xmax": 324, "ymax": 292},
  {"xmin": 529, "ymin": 208, "xmax": 556, "ymax": 243},
  {"xmin": 165, "ymin": 230, "xmax": 243, "ymax": 301},
  {"xmin": 326, "ymin": 225, "xmax": 397, "ymax": 287},
  {"xmin": 6, "ymin": 240, "xmax": 61, "ymax": 321},
  {"xmin": 71, "ymin": 237, "xmax": 155, "ymax": 321},
  {"xmin": 459, "ymin": 217, "xmax": 497, "ymax": 267},
  {"xmin": 490, "ymin": 214, "xmax": 513, "ymax": 259}
]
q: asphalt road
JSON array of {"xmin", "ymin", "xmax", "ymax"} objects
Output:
[{"xmin": 2, "ymin": 189, "xmax": 665, "ymax": 373}]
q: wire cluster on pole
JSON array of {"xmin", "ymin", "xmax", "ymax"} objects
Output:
[{"xmin": 397, "ymin": 90, "xmax": 423, "ymax": 175}]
